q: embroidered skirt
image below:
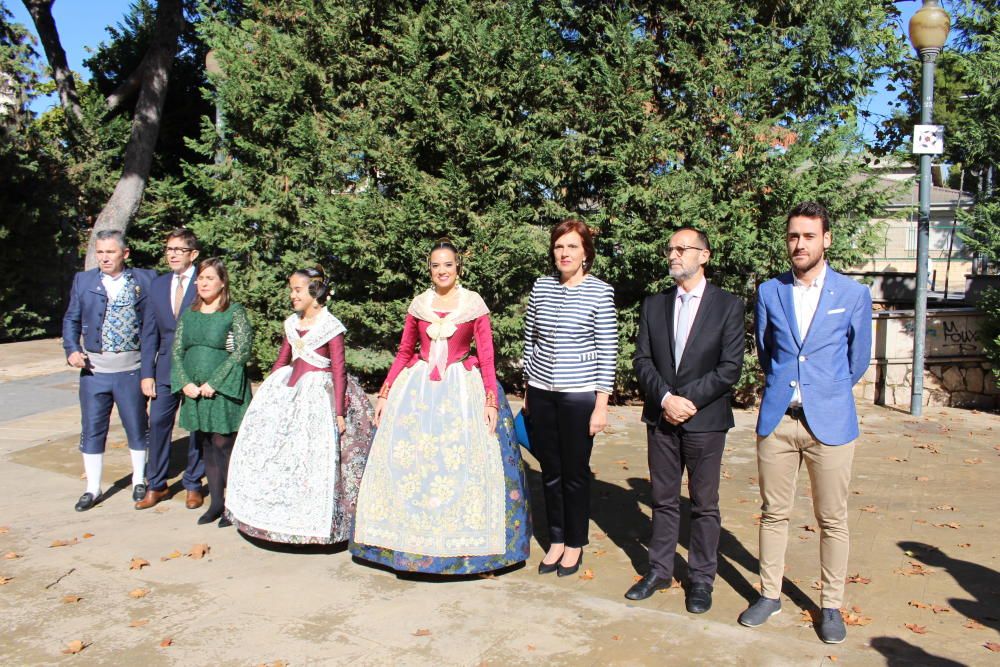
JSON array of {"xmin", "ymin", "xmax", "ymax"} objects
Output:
[
  {"xmin": 350, "ymin": 361, "xmax": 530, "ymax": 573},
  {"xmin": 225, "ymin": 368, "xmax": 375, "ymax": 544}
]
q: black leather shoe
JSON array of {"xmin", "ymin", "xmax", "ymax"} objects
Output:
[
  {"xmin": 685, "ymin": 583, "xmax": 713, "ymax": 614},
  {"xmin": 218, "ymin": 516, "xmax": 232, "ymax": 528},
  {"xmin": 557, "ymin": 552, "xmax": 583, "ymax": 578},
  {"xmin": 538, "ymin": 560, "xmax": 559, "ymax": 575},
  {"xmin": 74, "ymin": 492, "xmax": 99, "ymax": 512},
  {"xmin": 625, "ymin": 573, "xmax": 672, "ymax": 600},
  {"xmin": 197, "ymin": 508, "xmax": 223, "ymax": 525},
  {"xmin": 132, "ymin": 483, "xmax": 147, "ymax": 502}
]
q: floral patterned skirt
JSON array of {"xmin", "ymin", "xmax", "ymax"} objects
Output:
[
  {"xmin": 225, "ymin": 369, "xmax": 375, "ymax": 545},
  {"xmin": 350, "ymin": 361, "xmax": 530, "ymax": 574}
]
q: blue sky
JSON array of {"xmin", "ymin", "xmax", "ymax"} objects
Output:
[{"xmin": 6, "ymin": 1, "xmax": 937, "ymax": 141}]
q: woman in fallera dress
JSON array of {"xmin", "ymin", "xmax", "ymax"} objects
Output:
[
  {"xmin": 225, "ymin": 268, "xmax": 376, "ymax": 544},
  {"xmin": 350, "ymin": 239, "xmax": 530, "ymax": 574},
  {"xmin": 172, "ymin": 257, "xmax": 253, "ymax": 527}
]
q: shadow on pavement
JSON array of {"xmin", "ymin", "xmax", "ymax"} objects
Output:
[
  {"xmin": 869, "ymin": 636, "xmax": 966, "ymax": 666},
  {"xmin": 898, "ymin": 540, "xmax": 1000, "ymax": 634}
]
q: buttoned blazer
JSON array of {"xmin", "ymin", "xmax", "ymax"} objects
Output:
[
  {"xmin": 754, "ymin": 268, "xmax": 872, "ymax": 445},
  {"xmin": 143, "ymin": 270, "xmax": 199, "ymax": 384},
  {"xmin": 633, "ymin": 281, "xmax": 745, "ymax": 431},
  {"xmin": 61, "ymin": 267, "xmax": 157, "ymax": 369}
]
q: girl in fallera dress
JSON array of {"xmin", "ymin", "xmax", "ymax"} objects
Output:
[
  {"xmin": 350, "ymin": 239, "xmax": 531, "ymax": 574},
  {"xmin": 225, "ymin": 268, "xmax": 375, "ymax": 544},
  {"xmin": 171, "ymin": 258, "xmax": 253, "ymax": 527}
]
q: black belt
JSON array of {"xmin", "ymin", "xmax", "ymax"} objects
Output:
[{"xmin": 785, "ymin": 405, "xmax": 805, "ymax": 420}]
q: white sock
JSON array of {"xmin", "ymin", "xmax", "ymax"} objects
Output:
[
  {"xmin": 83, "ymin": 453, "xmax": 103, "ymax": 496},
  {"xmin": 129, "ymin": 449, "xmax": 147, "ymax": 487}
]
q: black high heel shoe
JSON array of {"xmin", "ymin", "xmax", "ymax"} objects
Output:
[
  {"xmin": 197, "ymin": 507, "xmax": 223, "ymax": 525},
  {"xmin": 557, "ymin": 551, "xmax": 583, "ymax": 577}
]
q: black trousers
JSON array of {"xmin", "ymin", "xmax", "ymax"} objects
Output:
[
  {"xmin": 527, "ymin": 386, "xmax": 596, "ymax": 548},
  {"xmin": 647, "ymin": 422, "xmax": 727, "ymax": 585}
]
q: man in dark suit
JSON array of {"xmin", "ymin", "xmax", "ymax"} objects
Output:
[
  {"xmin": 135, "ymin": 228, "xmax": 205, "ymax": 510},
  {"xmin": 62, "ymin": 230, "xmax": 156, "ymax": 511},
  {"xmin": 627, "ymin": 226, "xmax": 745, "ymax": 614}
]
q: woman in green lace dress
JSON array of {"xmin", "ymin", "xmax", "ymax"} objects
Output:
[{"xmin": 172, "ymin": 257, "xmax": 253, "ymax": 526}]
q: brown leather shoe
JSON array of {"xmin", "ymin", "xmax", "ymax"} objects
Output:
[
  {"xmin": 134, "ymin": 488, "xmax": 170, "ymax": 510},
  {"xmin": 185, "ymin": 489, "xmax": 204, "ymax": 510}
]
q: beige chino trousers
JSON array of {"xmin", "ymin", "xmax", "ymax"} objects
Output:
[{"xmin": 757, "ymin": 413, "xmax": 855, "ymax": 609}]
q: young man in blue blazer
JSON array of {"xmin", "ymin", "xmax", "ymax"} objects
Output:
[
  {"xmin": 62, "ymin": 230, "xmax": 156, "ymax": 511},
  {"xmin": 738, "ymin": 202, "xmax": 872, "ymax": 643},
  {"xmin": 135, "ymin": 228, "xmax": 205, "ymax": 510}
]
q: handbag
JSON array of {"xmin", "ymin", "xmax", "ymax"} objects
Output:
[{"xmin": 513, "ymin": 408, "xmax": 532, "ymax": 453}]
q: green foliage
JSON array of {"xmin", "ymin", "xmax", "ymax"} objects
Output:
[
  {"xmin": 977, "ymin": 287, "xmax": 1000, "ymax": 381},
  {"xmin": 0, "ymin": 2, "xmax": 80, "ymax": 340},
  {"xmin": 188, "ymin": 0, "xmax": 903, "ymax": 394}
]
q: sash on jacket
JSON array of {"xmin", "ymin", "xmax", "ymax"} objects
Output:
[{"xmin": 284, "ymin": 308, "xmax": 346, "ymax": 369}]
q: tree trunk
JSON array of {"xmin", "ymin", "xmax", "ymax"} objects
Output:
[
  {"xmin": 22, "ymin": 0, "xmax": 83, "ymax": 124},
  {"xmin": 84, "ymin": 0, "xmax": 184, "ymax": 269}
]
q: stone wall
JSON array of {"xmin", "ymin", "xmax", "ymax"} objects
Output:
[{"xmin": 854, "ymin": 308, "xmax": 999, "ymax": 410}]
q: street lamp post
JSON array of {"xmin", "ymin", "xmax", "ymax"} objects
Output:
[{"xmin": 908, "ymin": 0, "xmax": 950, "ymax": 416}]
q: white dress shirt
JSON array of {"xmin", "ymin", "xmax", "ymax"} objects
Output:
[
  {"xmin": 662, "ymin": 276, "xmax": 707, "ymax": 405},
  {"xmin": 101, "ymin": 271, "xmax": 127, "ymax": 301},
  {"xmin": 171, "ymin": 266, "xmax": 195, "ymax": 315},
  {"xmin": 789, "ymin": 263, "xmax": 827, "ymax": 406}
]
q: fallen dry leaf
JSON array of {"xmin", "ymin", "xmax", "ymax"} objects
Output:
[
  {"xmin": 931, "ymin": 605, "xmax": 951, "ymax": 614},
  {"xmin": 914, "ymin": 444, "xmax": 940, "ymax": 454},
  {"xmin": 49, "ymin": 538, "xmax": 79, "ymax": 548},
  {"xmin": 811, "ymin": 581, "xmax": 823, "ymax": 590},
  {"xmin": 886, "ymin": 456, "xmax": 907, "ymax": 463},
  {"xmin": 187, "ymin": 544, "xmax": 210, "ymax": 560},
  {"xmin": 801, "ymin": 524, "xmax": 817, "ymax": 532},
  {"xmin": 129, "ymin": 558, "xmax": 150, "ymax": 570},
  {"xmin": 0, "ymin": 575, "xmax": 13, "ymax": 585},
  {"xmin": 895, "ymin": 562, "xmax": 935, "ymax": 577},
  {"xmin": 914, "ymin": 519, "xmax": 928, "ymax": 524},
  {"xmin": 828, "ymin": 657, "xmax": 838, "ymax": 662},
  {"xmin": 0, "ymin": 526, "xmax": 9, "ymax": 534},
  {"xmin": 61, "ymin": 640, "xmax": 88, "ymax": 654},
  {"xmin": 931, "ymin": 505, "xmax": 956, "ymax": 511},
  {"xmin": 128, "ymin": 588, "xmax": 149, "ymax": 599},
  {"xmin": 905, "ymin": 623, "xmax": 927, "ymax": 635},
  {"xmin": 958, "ymin": 543, "xmax": 971, "ymax": 548},
  {"xmin": 841, "ymin": 609, "xmax": 872, "ymax": 627},
  {"xmin": 908, "ymin": 600, "xmax": 929, "ymax": 609},
  {"xmin": 933, "ymin": 522, "xmax": 961, "ymax": 529},
  {"xmin": 591, "ymin": 549, "xmax": 607, "ymax": 558},
  {"xmin": 965, "ymin": 619, "xmax": 986, "ymax": 630},
  {"xmin": 915, "ymin": 476, "xmax": 930, "ymax": 482},
  {"xmin": 61, "ymin": 594, "xmax": 83, "ymax": 603},
  {"xmin": 846, "ymin": 574, "xmax": 871, "ymax": 584},
  {"xmin": 964, "ymin": 458, "xmax": 983, "ymax": 465},
  {"xmin": 721, "ymin": 471, "xmax": 733, "ymax": 479},
  {"xmin": 633, "ymin": 574, "xmax": 644, "ymax": 582},
  {"xmin": 579, "ymin": 568, "xmax": 595, "ymax": 581},
  {"xmin": 82, "ymin": 533, "xmax": 94, "ymax": 539},
  {"xmin": 159, "ymin": 637, "xmax": 173, "ymax": 647},
  {"xmin": 3, "ymin": 552, "xmax": 20, "ymax": 560},
  {"xmin": 860, "ymin": 505, "xmax": 878, "ymax": 513},
  {"xmin": 129, "ymin": 619, "xmax": 149, "ymax": 628},
  {"xmin": 611, "ymin": 635, "xmax": 621, "ymax": 641},
  {"xmin": 160, "ymin": 550, "xmax": 183, "ymax": 561},
  {"xmin": 985, "ymin": 642, "xmax": 1000, "ymax": 653},
  {"xmin": 799, "ymin": 609, "xmax": 817, "ymax": 625},
  {"xmin": 412, "ymin": 628, "xmax": 432, "ymax": 637},
  {"xmin": 526, "ymin": 645, "xmax": 536, "ymax": 652}
]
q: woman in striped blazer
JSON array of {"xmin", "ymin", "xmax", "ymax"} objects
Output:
[{"xmin": 523, "ymin": 219, "xmax": 618, "ymax": 576}]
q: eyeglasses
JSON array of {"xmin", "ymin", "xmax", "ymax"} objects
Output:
[
  {"xmin": 665, "ymin": 245, "xmax": 707, "ymax": 256},
  {"xmin": 165, "ymin": 247, "xmax": 193, "ymax": 255}
]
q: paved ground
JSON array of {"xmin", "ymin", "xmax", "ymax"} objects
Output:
[{"xmin": 0, "ymin": 339, "xmax": 997, "ymax": 666}]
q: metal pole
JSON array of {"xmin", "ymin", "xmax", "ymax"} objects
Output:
[{"xmin": 910, "ymin": 49, "xmax": 939, "ymax": 416}]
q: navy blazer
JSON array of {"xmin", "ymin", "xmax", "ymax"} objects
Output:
[
  {"xmin": 142, "ymin": 270, "xmax": 198, "ymax": 385},
  {"xmin": 61, "ymin": 267, "xmax": 157, "ymax": 370},
  {"xmin": 755, "ymin": 267, "xmax": 872, "ymax": 445},
  {"xmin": 633, "ymin": 281, "xmax": 745, "ymax": 431}
]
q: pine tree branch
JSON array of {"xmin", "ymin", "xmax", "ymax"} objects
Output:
[{"xmin": 22, "ymin": 0, "xmax": 83, "ymax": 124}]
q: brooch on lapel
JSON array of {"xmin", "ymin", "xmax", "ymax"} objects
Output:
[{"xmin": 134, "ymin": 285, "xmax": 142, "ymax": 297}]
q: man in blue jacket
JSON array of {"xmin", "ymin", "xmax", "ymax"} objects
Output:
[
  {"xmin": 738, "ymin": 202, "xmax": 872, "ymax": 644},
  {"xmin": 135, "ymin": 228, "xmax": 204, "ymax": 510},
  {"xmin": 62, "ymin": 230, "xmax": 156, "ymax": 511}
]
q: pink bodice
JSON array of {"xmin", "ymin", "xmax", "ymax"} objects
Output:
[
  {"xmin": 381, "ymin": 313, "xmax": 497, "ymax": 398},
  {"xmin": 271, "ymin": 331, "xmax": 347, "ymax": 415}
]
